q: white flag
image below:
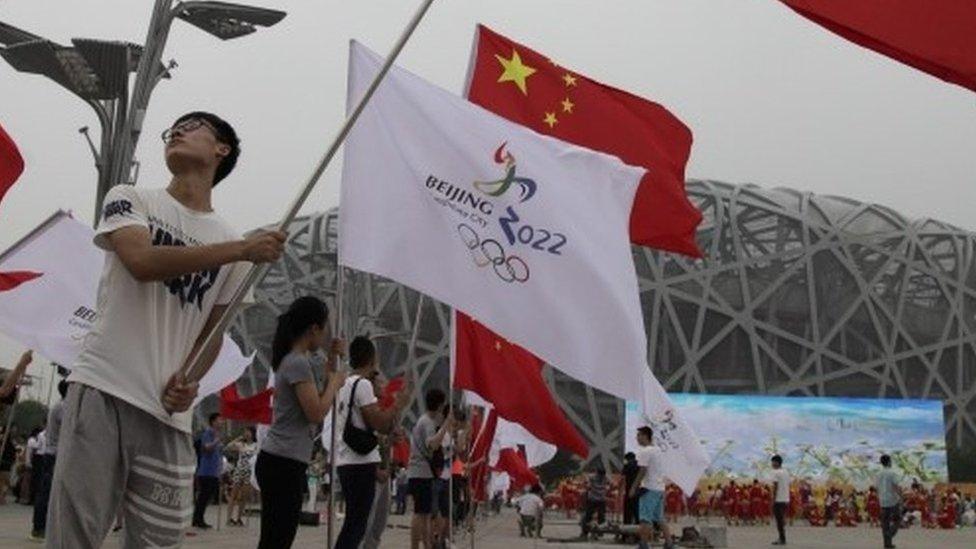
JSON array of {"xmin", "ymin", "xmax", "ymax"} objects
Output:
[
  {"xmin": 340, "ymin": 42, "xmax": 708, "ymax": 493},
  {"xmin": 637, "ymin": 370, "xmax": 709, "ymax": 494},
  {"xmin": 0, "ymin": 211, "xmax": 251, "ymax": 402},
  {"xmin": 341, "ymin": 42, "xmax": 647, "ymax": 401}
]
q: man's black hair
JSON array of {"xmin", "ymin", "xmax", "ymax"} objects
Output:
[
  {"xmin": 349, "ymin": 336, "xmax": 376, "ymax": 369},
  {"xmin": 637, "ymin": 426, "xmax": 653, "ymax": 440},
  {"xmin": 208, "ymin": 412, "xmax": 221, "ymax": 425},
  {"xmin": 425, "ymin": 388, "xmax": 447, "ymax": 412},
  {"xmin": 771, "ymin": 455, "xmax": 783, "ymax": 465},
  {"xmin": 624, "ymin": 452, "xmax": 636, "ymax": 461},
  {"xmin": 173, "ymin": 111, "xmax": 240, "ymax": 186},
  {"xmin": 880, "ymin": 454, "xmax": 891, "ymax": 467}
]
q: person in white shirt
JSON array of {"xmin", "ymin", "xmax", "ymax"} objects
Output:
[
  {"xmin": 513, "ymin": 485, "xmax": 545, "ymax": 538},
  {"xmin": 770, "ymin": 455, "xmax": 791, "ymax": 546},
  {"xmin": 333, "ymin": 337, "xmax": 410, "ymax": 549},
  {"xmin": 46, "ymin": 112, "xmax": 286, "ymax": 548},
  {"xmin": 630, "ymin": 426, "xmax": 674, "ymax": 549}
]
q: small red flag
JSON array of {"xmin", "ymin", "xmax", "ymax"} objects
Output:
[
  {"xmin": 466, "ymin": 25, "xmax": 702, "ymax": 257},
  {"xmin": 494, "ymin": 447, "xmax": 540, "ymax": 492},
  {"xmin": 219, "ymin": 384, "xmax": 273, "ymax": 424},
  {"xmin": 0, "ymin": 123, "xmax": 25, "ymax": 209},
  {"xmin": 781, "ymin": 1, "xmax": 976, "ymax": 93},
  {"xmin": 454, "ymin": 312, "xmax": 588, "ymax": 459},
  {"xmin": 379, "ymin": 376, "xmax": 406, "ymax": 409},
  {"xmin": 391, "ymin": 437, "xmax": 410, "ymax": 467},
  {"xmin": 0, "ymin": 271, "xmax": 42, "ymax": 292},
  {"xmin": 469, "ymin": 408, "xmax": 499, "ymax": 503}
]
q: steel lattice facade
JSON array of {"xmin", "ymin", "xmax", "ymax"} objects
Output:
[{"xmin": 224, "ymin": 180, "xmax": 976, "ymax": 470}]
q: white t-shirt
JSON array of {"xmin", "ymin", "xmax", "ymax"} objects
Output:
[
  {"xmin": 636, "ymin": 445, "xmax": 665, "ymax": 492},
  {"xmin": 772, "ymin": 468, "xmax": 791, "ymax": 503},
  {"xmin": 515, "ymin": 493, "xmax": 544, "ymax": 517},
  {"xmin": 335, "ymin": 374, "xmax": 380, "ymax": 466},
  {"xmin": 27, "ymin": 432, "xmax": 45, "ymax": 463},
  {"xmin": 69, "ymin": 186, "xmax": 249, "ymax": 433}
]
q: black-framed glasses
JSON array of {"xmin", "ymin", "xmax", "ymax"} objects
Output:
[{"xmin": 161, "ymin": 118, "xmax": 218, "ymax": 144}]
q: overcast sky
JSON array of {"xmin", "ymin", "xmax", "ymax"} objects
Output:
[{"xmin": 1, "ymin": 0, "xmax": 974, "ymax": 369}]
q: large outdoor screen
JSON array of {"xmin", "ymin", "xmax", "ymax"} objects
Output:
[{"xmin": 625, "ymin": 394, "xmax": 948, "ymax": 486}]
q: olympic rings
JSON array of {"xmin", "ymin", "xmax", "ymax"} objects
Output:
[{"xmin": 456, "ymin": 223, "xmax": 530, "ymax": 283}]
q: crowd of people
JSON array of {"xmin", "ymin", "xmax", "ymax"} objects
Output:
[{"xmin": 533, "ymin": 452, "xmax": 975, "ymax": 548}]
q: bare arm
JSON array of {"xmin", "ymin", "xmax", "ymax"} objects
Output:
[
  {"xmin": 106, "ymin": 225, "xmax": 285, "ymax": 283},
  {"xmin": 295, "ymin": 372, "xmax": 347, "ymax": 424},
  {"xmin": 361, "ymin": 385, "xmax": 412, "ymax": 434},
  {"xmin": 426, "ymin": 419, "xmax": 452, "ymax": 451},
  {"xmin": 0, "ymin": 350, "xmax": 31, "ymax": 399}
]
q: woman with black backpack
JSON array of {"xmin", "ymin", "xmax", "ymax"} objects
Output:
[{"xmin": 255, "ymin": 296, "xmax": 346, "ymax": 549}]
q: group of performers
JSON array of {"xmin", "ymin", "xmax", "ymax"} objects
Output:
[{"xmin": 541, "ymin": 473, "xmax": 973, "ymax": 531}]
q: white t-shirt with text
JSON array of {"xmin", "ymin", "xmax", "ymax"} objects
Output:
[
  {"xmin": 636, "ymin": 445, "xmax": 665, "ymax": 492},
  {"xmin": 69, "ymin": 186, "xmax": 249, "ymax": 433},
  {"xmin": 335, "ymin": 374, "xmax": 380, "ymax": 466}
]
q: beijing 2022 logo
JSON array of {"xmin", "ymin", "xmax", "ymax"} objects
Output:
[{"xmin": 427, "ymin": 141, "xmax": 568, "ymax": 285}]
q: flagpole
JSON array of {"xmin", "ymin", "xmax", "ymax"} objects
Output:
[
  {"xmin": 178, "ymin": 0, "xmax": 438, "ymax": 387},
  {"xmin": 327, "ymin": 266, "xmax": 345, "ymax": 548},
  {"xmin": 447, "ymin": 312, "xmax": 455, "ymax": 548}
]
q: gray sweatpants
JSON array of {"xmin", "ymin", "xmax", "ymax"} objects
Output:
[{"xmin": 46, "ymin": 384, "xmax": 195, "ymax": 548}]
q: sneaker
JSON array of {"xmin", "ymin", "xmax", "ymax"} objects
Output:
[
  {"xmin": 772, "ymin": 541, "xmax": 786, "ymax": 546},
  {"xmin": 28, "ymin": 531, "xmax": 45, "ymax": 542},
  {"xmin": 193, "ymin": 522, "xmax": 212, "ymax": 530}
]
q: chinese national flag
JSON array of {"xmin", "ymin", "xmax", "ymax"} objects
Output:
[
  {"xmin": 219, "ymin": 384, "xmax": 273, "ymax": 425},
  {"xmin": 0, "ymin": 122, "xmax": 25, "ymax": 209},
  {"xmin": 454, "ymin": 312, "xmax": 588, "ymax": 459},
  {"xmin": 466, "ymin": 25, "xmax": 702, "ymax": 257},
  {"xmin": 781, "ymin": 1, "xmax": 976, "ymax": 93}
]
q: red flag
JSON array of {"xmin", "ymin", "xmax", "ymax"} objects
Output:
[
  {"xmin": 494, "ymin": 447, "xmax": 540, "ymax": 492},
  {"xmin": 219, "ymin": 384, "xmax": 273, "ymax": 424},
  {"xmin": 0, "ymin": 271, "xmax": 42, "ymax": 292},
  {"xmin": 0, "ymin": 123, "xmax": 25, "ymax": 208},
  {"xmin": 466, "ymin": 25, "xmax": 702, "ymax": 257},
  {"xmin": 391, "ymin": 437, "xmax": 410, "ymax": 467},
  {"xmin": 781, "ymin": 1, "xmax": 976, "ymax": 93},
  {"xmin": 469, "ymin": 408, "xmax": 498, "ymax": 503},
  {"xmin": 454, "ymin": 312, "xmax": 588, "ymax": 459},
  {"xmin": 379, "ymin": 376, "xmax": 406, "ymax": 409}
]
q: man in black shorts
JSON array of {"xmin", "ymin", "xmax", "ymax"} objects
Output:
[{"xmin": 407, "ymin": 389, "xmax": 452, "ymax": 549}]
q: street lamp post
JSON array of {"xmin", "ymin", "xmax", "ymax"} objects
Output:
[{"xmin": 0, "ymin": 1, "xmax": 286, "ymax": 225}]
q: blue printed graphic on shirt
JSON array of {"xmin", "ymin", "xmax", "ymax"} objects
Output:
[{"xmin": 149, "ymin": 223, "xmax": 220, "ymax": 311}]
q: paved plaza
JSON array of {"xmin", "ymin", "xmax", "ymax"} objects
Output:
[{"xmin": 1, "ymin": 503, "xmax": 974, "ymax": 548}]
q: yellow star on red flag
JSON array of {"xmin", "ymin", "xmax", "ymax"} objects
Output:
[{"xmin": 495, "ymin": 50, "xmax": 537, "ymax": 95}]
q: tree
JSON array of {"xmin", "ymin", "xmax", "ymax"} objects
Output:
[{"xmin": 6, "ymin": 399, "xmax": 49, "ymax": 436}]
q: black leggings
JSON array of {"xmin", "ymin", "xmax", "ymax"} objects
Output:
[
  {"xmin": 335, "ymin": 463, "xmax": 377, "ymax": 549},
  {"xmin": 256, "ymin": 451, "xmax": 308, "ymax": 549}
]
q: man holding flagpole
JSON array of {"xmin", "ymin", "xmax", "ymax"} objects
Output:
[{"xmin": 46, "ymin": 112, "xmax": 285, "ymax": 548}]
